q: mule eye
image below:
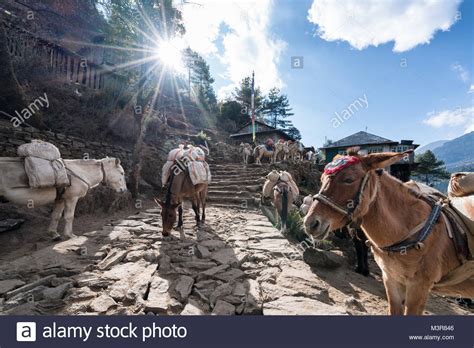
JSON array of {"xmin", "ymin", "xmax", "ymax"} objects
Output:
[{"xmin": 344, "ymin": 178, "xmax": 355, "ymax": 184}]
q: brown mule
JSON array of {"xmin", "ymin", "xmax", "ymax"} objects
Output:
[
  {"xmin": 272, "ymin": 181, "xmax": 296, "ymax": 233},
  {"xmin": 304, "ymin": 150, "xmax": 474, "ymax": 315},
  {"xmin": 156, "ymin": 164, "xmax": 208, "ymax": 238}
]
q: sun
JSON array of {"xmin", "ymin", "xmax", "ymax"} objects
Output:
[{"xmin": 153, "ymin": 38, "xmax": 185, "ymax": 73}]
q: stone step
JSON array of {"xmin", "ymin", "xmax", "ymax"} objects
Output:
[
  {"xmin": 207, "ymin": 184, "xmax": 261, "ymax": 192},
  {"xmin": 208, "ymin": 190, "xmax": 254, "ymax": 198},
  {"xmin": 209, "ymin": 178, "xmax": 263, "ymax": 186},
  {"xmin": 207, "ymin": 196, "xmax": 260, "ymax": 206},
  {"xmin": 212, "ymin": 173, "xmax": 266, "ymax": 180}
]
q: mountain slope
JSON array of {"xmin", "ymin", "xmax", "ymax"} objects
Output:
[
  {"xmin": 432, "ymin": 132, "xmax": 474, "ymax": 171},
  {"xmin": 416, "ymin": 140, "xmax": 448, "ymax": 154}
]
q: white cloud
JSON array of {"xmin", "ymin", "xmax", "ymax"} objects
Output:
[
  {"xmin": 423, "ymin": 107, "xmax": 474, "ymax": 134},
  {"xmin": 451, "ymin": 62, "xmax": 469, "ymax": 82},
  {"xmin": 307, "ymin": 0, "xmax": 461, "ymax": 52},
  {"xmin": 181, "ymin": 0, "xmax": 286, "ymax": 98},
  {"xmin": 468, "ymin": 84, "xmax": 474, "ymax": 94}
]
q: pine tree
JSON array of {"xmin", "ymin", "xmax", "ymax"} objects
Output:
[
  {"xmin": 413, "ymin": 150, "xmax": 450, "ymax": 184},
  {"xmin": 262, "ymin": 87, "xmax": 294, "ymax": 129},
  {"xmin": 233, "ymin": 76, "xmax": 263, "ymax": 124}
]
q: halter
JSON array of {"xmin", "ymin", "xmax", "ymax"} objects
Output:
[{"xmin": 313, "ymin": 170, "xmax": 372, "ymax": 221}]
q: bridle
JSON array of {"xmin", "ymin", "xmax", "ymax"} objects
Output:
[{"xmin": 313, "ymin": 170, "xmax": 375, "ymax": 221}]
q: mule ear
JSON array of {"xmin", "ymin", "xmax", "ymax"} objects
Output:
[
  {"xmin": 154, "ymin": 198, "xmax": 164, "ymax": 207},
  {"xmin": 115, "ymin": 158, "xmax": 121, "ymax": 166},
  {"xmin": 346, "ymin": 146, "xmax": 360, "ymax": 156},
  {"xmin": 361, "ymin": 150, "xmax": 413, "ymax": 170}
]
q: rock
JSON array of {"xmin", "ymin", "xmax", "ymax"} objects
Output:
[
  {"xmin": 210, "ymin": 283, "xmax": 233, "ymax": 306},
  {"xmin": 145, "ymin": 276, "xmax": 172, "ymax": 314},
  {"xmin": 214, "ymin": 268, "xmax": 245, "ymax": 282},
  {"xmin": 263, "ymin": 296, "xmax": 347, "ymax": 315},
  {"xmin": 42, "ymin": 282, "xmax": 73, "ymax": 301},
  {"xmin": 125, "ymin": 250, "xmax": 145, "ymax": 262},
  {"xmin": 5, "ymin": 275, "xmax": 55, "ymax": 299},
  {"xmin": 65, "ymin": 287, "xmax": 97, "ymax": 302},
  {"xmin": 181, "ymin": 300, "xmax": 205, "ymax": 315},
  {"xmin": 89, "ymin": 294, "xmax": 117, "ymax": 313},
  {"xmin": 212, "ymin": 300, "xmax": 235, "ymax": 315},
  {"xmin": 195, "ymin": 245, "xmax": 211, "ymax": 258},
  {"xmin": 211, "ymin": 248, "xmax": 238, "ymax": 266},
  {"xmin": 261, "ymin": 262, "xmax": 329, "ymax": 302},
  {"xmin": 97, "ymin": 249, "xmax": 128, "ymax": 271},
  {"xmin": 243, "ymin": 279, "xmax": 263, "ymax": 314},
  {"xmin": 200, "ymin": 240, "xmax": 226, "ymax": 250},
  {"xmin": 179, "ymin": 261, "xmax": 217, "ymax": 270},
  {"xmin": 197, "ymin": 264, "xmax": 230, "ymax": 281},
  {"xmin": 303, "ymin": 248, "xmax": 341, "ymax": 269},
  {"xmin": 172, "ymin": 276, "xmax": 194, "ymax": 302},
  {"xmin": 0, "ymin": 279, "xmax": 26, "ymax": 296},
  {"xmin": 143, "ymin": 251, "xmax": 159, "ymax": 263},
  {"xmin": 344, "ymin": 296, "xmax": 366, "ymax": 313},
  {"xmin": 0, "ymin": 218, "xmax": 25, "ymax": 233}
]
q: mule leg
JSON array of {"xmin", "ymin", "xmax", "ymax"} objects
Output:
[
  {"xmin": 48, "ymin": 200, "xmax": 64, "ymax": 241},
  {"xmin": 200, "ymin": 190, "xmax": 207, "ymax": 222},
  {"xmin": 63, "ymin": 197, "xmax": 79, "ymax": 239},
  {"xmin": 191, "ymin": 201, "xmax": 200, "ymax": 224},
  {"xmin": 404, "ymin": 282, "xmax": 430, "ymax": 315},
  {"xmin": 353, "ymin": 230, "xmax": 369, "ymax": 276},
  {"xmin": 177, "ymin": 204, "xmax": 184, "ymax": 228},
  {"xmin": 383, "ymin": 275, "xmax": 405, "ymax": 315}
]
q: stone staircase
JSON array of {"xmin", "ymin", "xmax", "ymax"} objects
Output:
[
  {"xmin": 207, "ymin": 163, "xmax": 271, "ymax": 208},
  {"xmin": 206, "ymin": 143, "xmax": 271, "ymax": 209}
]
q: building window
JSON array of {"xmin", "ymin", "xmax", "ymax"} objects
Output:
[{"xmin": 368, "ymin": 147, "xmax": 383, "ymax": 153}]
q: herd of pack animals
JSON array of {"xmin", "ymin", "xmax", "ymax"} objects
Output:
[{"xmin": 0, "ymin": 139, "xmax": 473, "ymax": 316}]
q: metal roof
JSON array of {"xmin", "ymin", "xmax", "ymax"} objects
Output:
[{"xmin": 321, "ymin": 131, "xmax": 397, "ymax": 149}]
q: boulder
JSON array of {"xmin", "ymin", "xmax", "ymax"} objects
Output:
[
  {"xmin": 89, "ymin": 294, "xmax": 117, "ymax": 313},
  {"xmin": 212, "ymin": 300, "xmax": 235, "ymax": 315},
  {"xmin": 171, "ymin": 276, "xmax": 194, "ymax": 302}
]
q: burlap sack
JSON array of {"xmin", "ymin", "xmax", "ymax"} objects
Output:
[
  {"xmin": 279, "ymin": 171, "xmax": 299, "ymax": 196},
  {"xmin": 262, "ymin": 170, "xmax": 280, "ymax": 198},
  {"xmin": 24, "ymin": 157, "xmax": 69, "ymax": 188},
  {"xmin": 17, "ymin": 140, "xmax": 60, "ymax": 161},
  {"xmin": 449, "ymin": 172, "xmax": 474, "ymax": 198}
]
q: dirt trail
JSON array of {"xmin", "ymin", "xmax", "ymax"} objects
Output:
[{"xmin": 0, "ymin": 201, "xmax": 470, "ymax": 315}]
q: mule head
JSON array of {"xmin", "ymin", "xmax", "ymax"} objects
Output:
[
  {"xmin": 304, "ymin": 150, "xmax": 411, "ymax": 240},
  {"xmin": 102, "ymin": 158, "xmax": 127, "ymax": 193},
  {"xmin": 155, "ymin": 198, "xmax": 180, "ymax": 236}
]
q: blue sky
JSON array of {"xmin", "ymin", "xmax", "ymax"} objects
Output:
[{"xmin": 180, "ymin": 0, "xmax": 473, "ymax": 148}]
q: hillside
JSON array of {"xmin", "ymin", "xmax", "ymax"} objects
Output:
[
  {"xmin": 415, "ymin": 139, "xmax": 448, "ymax": 154},
  {"xmin": 432, "ymin": 132, "xmax": 474, "ymax": 171}
]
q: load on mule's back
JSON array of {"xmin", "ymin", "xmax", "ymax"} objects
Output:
[
  {"xmin": 0, "ymin": 140, "xmax": 128, "ymax": 240},
  {"xmin": 157, "ymin": 144, "xmax": 211, "ymax": 238},
  {"xmin": 262, "ymin": 170, "xmax": 299, "ymax": 232}
]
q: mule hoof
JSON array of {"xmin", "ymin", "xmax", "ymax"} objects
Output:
[
  {"xmin": 66, "ymin": 233, "xmax": 78, "ymax": 239},
  {"xmin": 49, "ymin": 231, "xmax": 61, "ymax": 241},
  {"xmin": 354, "ymin": 266, "xmax": 370, "ymax": 276}
]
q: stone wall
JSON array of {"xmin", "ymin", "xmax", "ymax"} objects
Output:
[{"xmin": 0, "ymin": 121, "xmax": 132, "ymax": 170}]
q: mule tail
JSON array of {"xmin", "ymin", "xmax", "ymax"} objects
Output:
[{"xmin": 281, "ymin": 186, "xmax": 288, "ymax": 232}]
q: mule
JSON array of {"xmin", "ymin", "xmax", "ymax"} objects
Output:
[
  {"xmin": 304, "ymin": 150, "xmax": 474, "ymax": 315},
  {"xmin": 287, "ymin": 141, "xmax": 304, "ymax": 161},
  {"xmin": 0, "ymin": 157, "xmax": 127, "ymax": 240},
  {"xmin": 156, "ymin": 163, "xmax": 208, "ymax": 238},
  {"xmin": 239, "ymin": 142, "xmax": 252, "ymax": 165},
  {"xmin": 253, "ymin": 145, "xmax": 274, "ymax": 165},
  {"xmin": 272, "ymin": 181, "xmax": 296, "ymax": 233},
  {"xmin": 273, "ymin": 141, "xmax": 289, "ymax": 163}
]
